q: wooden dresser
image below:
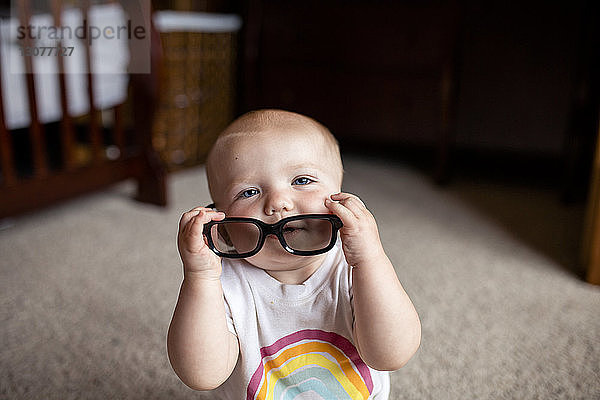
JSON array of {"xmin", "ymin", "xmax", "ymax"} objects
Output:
[{"xmin": 241, "ymin": 0, "xmax": 461, "ymax": 178}]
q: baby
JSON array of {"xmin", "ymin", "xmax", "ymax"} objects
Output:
[{"xmin": 168, "ymin": 109, "xmax": 421, "ymax": 399}]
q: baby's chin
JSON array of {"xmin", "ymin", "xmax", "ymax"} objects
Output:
[
  {"xmin": 244, "ymin": 252, "xmax": 327, "ymax": 285},
  {"xmin": 245, "ymin": 252, "xmax": 304, "ymax": 270},
  {"xmin": 244, "ymin": 248, "xmax": 324, "ymax": 272}
]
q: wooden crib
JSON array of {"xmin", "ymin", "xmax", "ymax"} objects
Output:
[{"xmin": 0, "ymin": 1, "xmax": 166, "ymax": 219}]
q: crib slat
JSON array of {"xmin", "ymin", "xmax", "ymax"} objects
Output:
[
  {"xmin": 0, "ymin": 0, "xmax": 167, "ymax": 217},
  {"xmin": 81, "ymin": 1, "xmax": 102, "ymax": 165},
  {"xmin": 0, "ymin": 122, "xmax": 16, "ymax": 187},
  {"xmin": 114, "ymin": 104, "xmax": 125, "ymax": 158},
  {"xmin": 0, "ymin": 26, "xmax": 17, "ymax": 186},
  {"xmin": 0, "ymin": 83, "xmax": 16, "ymax": 187},
  {"xmin": 51, "ymin": 0, "xmax": 76, "ymax": 171},
  {"xmin": 19, "ymin": 0, "xmax": 49, "ymax": 178}
]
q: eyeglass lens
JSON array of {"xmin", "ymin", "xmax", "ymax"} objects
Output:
[
  {"xmin": 281, "ymin": 218, "xmax": 333, "ymax": 251},
  {"xmin": 211, "ymin": 222, "xmax": 261, "ymax": 255},
  {"xmin": 209, "ymin": 218, "xmax": 335, "ymax": 256}
]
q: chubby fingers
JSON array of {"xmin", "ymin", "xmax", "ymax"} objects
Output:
[
  {"xmin": 180, "ymin": 206, "xmax": 224, "ymax": 226},
  {"xmin": 325, "ymin": 192, "xmax": 372, "ymax": 229},
  {"xmin": 179, "ymin": 207, "xmax": 225, "ymax": 250},
  {"xmin": 325, "ymin": 192, "xmax": 367, "ymax": 214}
]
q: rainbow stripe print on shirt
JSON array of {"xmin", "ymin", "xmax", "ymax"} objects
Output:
[{"xmin": 246, "ymin": 329, "xmax": 373, "ymax": 400}]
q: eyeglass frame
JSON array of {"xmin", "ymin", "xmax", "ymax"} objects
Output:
[{"xmin": 202, "ymin": 204, "xmax": 343, "ymax": 258}]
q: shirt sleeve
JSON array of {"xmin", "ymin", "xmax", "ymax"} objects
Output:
[
  {"xmin": 347, "ymin": 261, "xmax": 356, "ymax": 328},
  {"xmin": 220, "ymin": 259, "xmax": 240, "ymax": 337},
  {"xmin": 223, "ymin": 295, "xmax": 238, "ymax": 337}
]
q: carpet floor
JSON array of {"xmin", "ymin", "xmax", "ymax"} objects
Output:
[{"xmin": 1, "ymin": 155, "xmax": 599, "ymax": 399}]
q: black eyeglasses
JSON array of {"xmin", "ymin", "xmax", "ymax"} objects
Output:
[{"xmin": 203, "ymin": 212, "xmax": 343, "ymax": 259}]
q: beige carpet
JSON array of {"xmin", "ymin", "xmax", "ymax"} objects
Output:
[{"xmin": 1, "ymin": 155, "xmax": 599, "ymax": 399}]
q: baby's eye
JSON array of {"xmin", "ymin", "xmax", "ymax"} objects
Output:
[
  {"xmin": 239, "ymin": 188, "xmax": 259, "ymax": 198},
  {"xmin": 292, "ymin": 177, "xmax": 314, "ymax": 186}
]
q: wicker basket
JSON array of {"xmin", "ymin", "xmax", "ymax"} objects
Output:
[{"xmin": 152, "ymin": 11, "xmax": 241, "ymax": 170}]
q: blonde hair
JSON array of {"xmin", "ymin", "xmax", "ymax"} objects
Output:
[
  {"xmin": 215, "ymin": 109, "xmax": 339, "ymax": 152},
  {"xmin": 206, "ymin": 109, "xmax": 343, "ymax": 200}
]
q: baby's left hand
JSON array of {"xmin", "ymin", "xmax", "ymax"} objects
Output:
[{"xmin": 325, "ymin": 192, "xmax": 385, "ymax": 268}]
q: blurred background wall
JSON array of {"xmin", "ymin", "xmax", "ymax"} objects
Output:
[
  {"xmin": 154, "ymin": 0, "xmax": 599, "ymax": 204},
  {"xmin": 1, "ymin": 0, "xmax": 595, "ymax": 276}
]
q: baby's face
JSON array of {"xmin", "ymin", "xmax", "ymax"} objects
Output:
[{"xmin": 208, "ymin": 127, "xmax": 342, "ymax": 270}]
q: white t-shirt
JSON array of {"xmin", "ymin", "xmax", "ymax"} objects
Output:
[{"xmin": 215, "ymin": 240, "xmax": 390, "ymax": 399}]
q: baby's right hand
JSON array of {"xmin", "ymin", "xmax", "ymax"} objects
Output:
[{"xmin": 178, "ymin": 207, "xmax": 225, "ymax": 280}]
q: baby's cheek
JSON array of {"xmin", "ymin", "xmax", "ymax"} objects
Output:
[
  {"xmin": 226, "ymin": 202, "xmax": 258, "ymax": 218},
  {"xmin": 298, "ymin": 193, "xmax": 330, "ymax": 214}
]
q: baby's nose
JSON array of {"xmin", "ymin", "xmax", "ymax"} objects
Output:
[{"xmin": 264, "ymin": 192, "xmax": 294, "ymax": 216}]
